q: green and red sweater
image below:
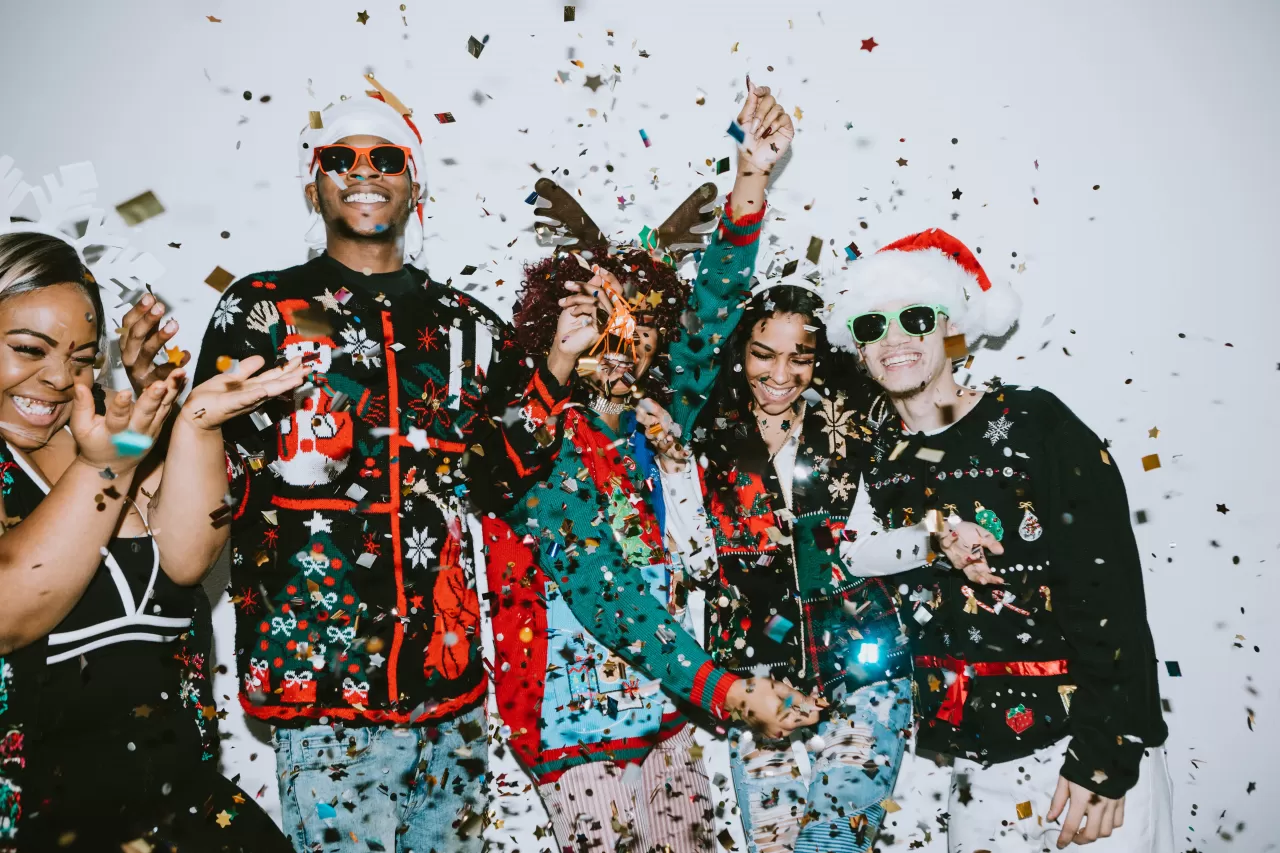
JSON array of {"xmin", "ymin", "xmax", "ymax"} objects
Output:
[{"xmin": 487, "ymin": 202, "xmax": 765, "ymax": 779}]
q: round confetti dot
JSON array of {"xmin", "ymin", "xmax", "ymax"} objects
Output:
[
  {"xmin": 216, "ymin": 355, "xmax": 233, "ymax": 372},
  {"xmin": 220, "ymin": 231, "xmax": 230, "ymax": 239},
  {"xmin": 952, "ymin": 137, "xmax": 959, "ymax": 144},
  {"xmin": 242, "ymin": 91, "xmax": 252, "ymax": 101},
  {"xmin": 443, "ymin": 631, "xmax": 458, "ymax": 647},
  {"xmin": 518, "ymin": 626, "xmax": 534, "ymax": 643},
  {"xmin": 366, "ymin": 637, "xmax": 385, "ymax": 653},
  {"xmin": 259, "ymin": 94, "xmax": 271, "ymax": 103}
]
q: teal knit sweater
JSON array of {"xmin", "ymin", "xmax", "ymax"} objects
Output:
[{"xmin": 504, "ymin": 204, "xmax": 764, "ymax": 717}]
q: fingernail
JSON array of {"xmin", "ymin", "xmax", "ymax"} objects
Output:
[
  {"xmin": 163, "ymin": 320, "xmax": 178, "ymax": 333},
  {"xmin": 140, "ymin": 295, "xmax": 153, "ymax": 306}
]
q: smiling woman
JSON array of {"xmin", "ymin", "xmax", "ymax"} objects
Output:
[{"xmin": 0, "ymin": 231, "xmax": 297, "ymax": 851}]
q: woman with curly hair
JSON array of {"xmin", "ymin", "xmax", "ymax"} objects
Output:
[{"xmin": 482, "ymin": 86, "xmax": 814, "ymax": 853}]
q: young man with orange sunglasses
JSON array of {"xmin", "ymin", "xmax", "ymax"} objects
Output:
[{"xmin": 192, "ymin": 81, "xmax": 597, "ymax": 851}]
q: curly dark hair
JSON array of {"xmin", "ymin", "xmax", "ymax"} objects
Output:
[{"xmin": 511, "ymin": 244, "xmax": 690, "ymax": 400}]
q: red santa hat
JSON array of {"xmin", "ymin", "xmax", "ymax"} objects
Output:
[
  {"xmin": 824, "ymin": 228, "xmax": 1020, "ymax": 351},
  {"xmin": 298, "ymin": 76, "xmax": 427, "ymax": 262}
]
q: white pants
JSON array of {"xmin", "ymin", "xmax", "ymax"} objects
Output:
[{"xmin": 948, "ymin": 738, "xmax": 1173, "ymax": 853}]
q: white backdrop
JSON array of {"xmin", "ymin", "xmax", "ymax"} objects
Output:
[{"xmin": 3, "ymin": 1, "xmax": 1278, "ymax": 850}]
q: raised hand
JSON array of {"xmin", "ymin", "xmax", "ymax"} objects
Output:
[
  {"xmin": 546, "ymin": 266, "xmax": 621, "ymax": 382},
  {"xmin": 70, "ymin": 374, "xmax": 183, "ymax": 473},
  {"xmin": 726, "ymin": 677, "xmax": 821, "ymax": 739},
  {"xmin": 118, "ymin": 294, "xmax": 187, "ymax": 397},
  {"xmin": 735, "ymin": 79, "xmax": 795, "ymax": 173},
  {"xmin": 635, "ymin": 398, "xmax": 690, "ymax": 471},
  {"xmin": 179, "ymin": 355, "xmax": 312, "ymax": 432},
  {"xmin": 939, "ymin": 520, "xmax": 1005, "ymax": 585}
]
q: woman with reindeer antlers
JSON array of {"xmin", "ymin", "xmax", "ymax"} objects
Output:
[{"xmin": 481, "ymin": 85, "xmax": 804, "ymax": 853}]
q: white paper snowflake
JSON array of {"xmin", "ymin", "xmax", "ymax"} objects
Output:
[
  {"xmin": 983, "ymin": 415, "xmax": 1013, "ymax": 446},
  {"xmin": 968, "ymin": 626, "xmax": 983, "ymax": 644},
  {"xmin": 404, "ymin": 528, "xmax": 438, "ymax": 568}
]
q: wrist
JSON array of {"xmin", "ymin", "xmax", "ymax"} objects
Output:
[
  {"xmin": 73, "ymin": 454, "xmax": 139, "ymax": 479},
  {"xmin": 546, "ymin": 349, "xmax": 576, "ymax": 386},
  {"xmin": 177, "ymin": 403, "xmax": 225, "ymax": 435}
]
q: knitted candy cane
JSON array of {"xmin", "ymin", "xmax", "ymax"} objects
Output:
[{"xmin": 961, "ymin": 585, "xmax": 1031, "ymax": 617}]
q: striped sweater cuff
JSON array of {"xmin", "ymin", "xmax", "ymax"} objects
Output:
[
  {"xmin": 690, "ymin": 661, "xmax": 741, "ymax": 719},
  {"xmin": 718, "ymin": 193, "xmax": 767, "ymax": 245}
]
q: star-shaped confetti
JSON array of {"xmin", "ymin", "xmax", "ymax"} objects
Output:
[
  {"xmin": 356, "ymin": 10, "xmax": 369, "ymax": 24},
  {"xmin": 861, "ymin": 37, "xmax": 879, "ymax": 52},
  {"xmin": 1148, "ymin": 426, "xmax": 1159, "ymax": 438},
  {"xmin": 896, "ymin": 157, "xmax": 908, "ymax": 167},
  {"xmin": 165, "ymin": 344, "xmax": 187, "ymax": 366},
  {"xmin": 215, "ymin": 810, "xmax": 233, "ymax": 828},
  {"xmin": 134, "ymin": 704, "xmax": 153, "ymax": 718},
  {"xmin": 1216, "ymin": 503, "xmax": 1229, "ymax": 514},
  {"xmin": 952, "ymin": 188, "xmax": 963, "ymax": 199},
  {"xmin": 583, "ymin": 74, "xmax": 603, "ymax": 92}
]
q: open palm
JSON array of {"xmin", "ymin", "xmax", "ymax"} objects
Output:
[
  {"xmin": 182, "ymin": 356, "xmax": 312, "ymax": 431},
  {"xmin": 70, "ymin": 376, "xmax": 182, "ymax": 472}
]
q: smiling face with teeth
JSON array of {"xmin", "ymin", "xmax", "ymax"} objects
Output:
[
  {"xmin": 743, "ymin": 313, "xmax": 818, "ymax": 416},
  {"xmin": 0, "ymin": 283, "xmax": 100, "ymax": 450},
  {"xmin": 305, "ymin": 134, "xmax": 420, "ymax": 249},
  {"xmin": 858, "ymin": 298, "xmax": 957, "ymax": 399}
]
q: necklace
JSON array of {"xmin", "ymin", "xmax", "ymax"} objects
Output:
[
  {"xmin": 588, "ymin": 394, "xmax": 630, "ymax": 415},
  {"xmin": 755, "ymin": 402, "xmax": 804, "ymax": 458}
]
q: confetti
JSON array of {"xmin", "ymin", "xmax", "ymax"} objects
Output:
[
  {"xmin": 115, "ymin": 190, "xmax": 165, "ymax": 226},
  {"xmin": 467, "ymin": 35, "xmax": 486, "ymax": 58},
  {"xmin": 1165, "ymin": 661, "xmax": 1182, "ymax": 677},
  {"xmin": 435, "ymin": 112, "xmax": 456, "ymax": 124},
  {"xmin": 1016, "ymin": 800, "xmax": 1033, "ymax": 820},
  {"xmin": 308, "ymin": 110, "xmax": 323, "ymax": 129},
  {"xmin": 844, "ymin": 241, "xmax": 861, "ymax": 260},
  {"xmin": 110, "ymin": 430, "xmax": 153, "ymax": 456},
  {"xmin": 1141, "ymin": 453, "xmax": 1161, "ymax": 471},
  {"xmin": 356, "ymin": 9, "xmax": 369, "ymax": 24},
  {"xmin": 805, "ymin": 236, "xmax": 823, "ymax": 264},
  {"xmin": 715, "ymin": 156, "xmax": 730, "ymax": 175},
  {"xmin": 639, "ymin": 129, "xmax": 651, "ymax": 148},
  {"xmin": 726, "ymin": 121, "xmax": 745, "ymax": 144},
  {"xmin": 861, "ymin": 37, "xmax": 879, "ymax": 52},
  {"xmin": 563, "ymin": 5, "xmax": 575, "ymax": 21}
]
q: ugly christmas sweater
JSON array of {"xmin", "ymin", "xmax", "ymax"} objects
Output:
[
  {"xmin": 194, "ymin": 254, "xmax": 569, "ymax": 726},
  {"xmin": 866, "ymin": 385, "xmax": 1167, "ymax": 798},
  {"xmin": 693, "ymin": 385, "xmax": 911, "ymax": 701},
  {"xmin": 486, "ymin": 205, "xmax": 765, "ymax": 780}
]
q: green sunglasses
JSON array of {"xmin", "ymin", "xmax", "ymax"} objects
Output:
[{"xmin": 848, "ymin": 304, "xmax": 950, "ymax": 345}]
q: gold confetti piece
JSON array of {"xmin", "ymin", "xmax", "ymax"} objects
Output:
[
  {"xmin": 717, "ymin": 829, "xmax": 738, "ymax": 850},
  {"xmin": 1016, "ymin": 800, "xmax": 1033, "ymax": 820},
  {"xmin": 1148, "ymin": 426, "xmax": 1160, "ymax": 438},
  {"xmin": 1140, "ymin": 453, "xmax": 1159, "ymax": 471},
  {"xmin": 944, "ymin": 333, "xmax": 969, "ymax": 360},
  {"xmin": 115, "ymin": 190, "xmax": 165, "ymax": 226},
  {"xmin": 215, "ymin": 810, "xmax": 233, "ymax": 828},
  {"xmin": 364, "ymin": 73, "xmax": 412, "ymax": 117},
  {"xmin": 888, "ymin": 440, "xmax": 909, "ymax": 461},
  {"xmin": 308, "ymin": 110, "xmax": 324, "ymax": 129},
  {"xmin": 793, "ymin": 106, "xmax": 803, "ymax": 120},
  {"xmin": 206, "ymin": 15, "xmax": 222, "ymax": 23},
  {"xmin": 882, "ymin": 797, "xmax": 901, "ymax": 813},
  {"xmin": 730, "ymin": 41, "xmax": 739, "ymax": 53},
  {"xmin": 915, "ymin": 447, "xmax": 945, "ymax": 464},
  {"xmin": 205, "ymin": 266, "xmax": 235, "ymax": 292},
  {"xmin": 1058, "ymin": 684, "xmax": 1075, "ymax": 712}
]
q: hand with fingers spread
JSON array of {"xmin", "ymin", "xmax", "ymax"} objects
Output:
[
  {"xmin": 179, "ymin": 356, "xmax": 312, "ymax": 432},
  {"xmin": 70, "ymin": 374, "xmax": 183, "ymax": 473},
  {"xmin": 635, "ymin": 398, "xmax": 690, "ymax": 472},
  {"xmin": 118, "ymin": 293, "xmax": 188, "ymax": 396},
  {"xmin": 938, "ymin": 520, "xmax": 1006, "ymax": 585},
  {"xmin": 1047, "ymin": 777, "xmax": 1125, "ymax": 847},
  {"xmin": 726, "ymin": 677, "xmax": 821, "ymax": 740},
  {"xmin": 734, "ymin": 79, "xmax": 796, "ymax": 174},
  {"xmin": 546, "ymin": 267, "xmax": 622, "ymax": 383}
]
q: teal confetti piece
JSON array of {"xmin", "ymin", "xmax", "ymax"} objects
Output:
[
  {"xmin": 637, "ymin": 225, "xmax": 657, "ymax": 251},
  {"xmin": 764, "ymin": 614, "xmax": 793, "ymax": 643},
  {"xmin": 110, "ymin": 430, "xmax": 153, "ymax": 456},
  {"xmin": 727, "ymin": 121, "xmax": 745, "ymax": 143}
]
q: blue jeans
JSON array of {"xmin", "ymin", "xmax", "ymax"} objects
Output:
[
  {"xmin": 730, "ymin": 677, "xmax": 911, "ymax": 853},
  {"xmin": 274, "ymin": 706, "xmax": 487, "ymax": 853}
]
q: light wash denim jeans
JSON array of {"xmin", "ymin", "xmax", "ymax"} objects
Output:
[
  {"xmin": 730, "ymin": 677, "xmax": 911, "ymax": 853},
  {"xmin": 273, "ymin": 705, "xmax": 487, "ymax": 853}
]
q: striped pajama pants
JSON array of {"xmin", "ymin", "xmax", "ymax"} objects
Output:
[{"xmin": 538, "ymin": 725, "xmax": 714, "ymax": 853}]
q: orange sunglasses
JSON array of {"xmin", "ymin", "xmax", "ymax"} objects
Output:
[{"xmin": 311, "ymin": 144, "xmax": 415, "ymax": 177}]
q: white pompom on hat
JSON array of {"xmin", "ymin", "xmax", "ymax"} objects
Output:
[
  {"xmin": 824, "ymin": 228, "xmax": 1020, "ymax": 351},
  {"xmin": 298, "ymin": 76, "xmax": 427, "ymax": 262}
]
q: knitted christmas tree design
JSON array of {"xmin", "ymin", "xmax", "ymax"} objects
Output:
[{"xmin": 254, "ymin": 532, "xmax": 370, "ymax": 706}]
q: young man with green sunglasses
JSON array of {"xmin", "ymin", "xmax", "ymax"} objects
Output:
[{"xmin": 824, "ymin": 229, "xmax": 1173, "ymax": 852}]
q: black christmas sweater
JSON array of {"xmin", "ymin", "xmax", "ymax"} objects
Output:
[
  {"xmin": 194, "ymin": 254, "xmax": 569, "ymax": 726},
  {"xmin": 866, "ymin": 385, "xmax": 1167, "ymax": 798}
]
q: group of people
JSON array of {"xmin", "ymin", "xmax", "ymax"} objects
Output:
[{"xmin": 0, "ymin": 77, "xmax": 1173, "ymax": 853}]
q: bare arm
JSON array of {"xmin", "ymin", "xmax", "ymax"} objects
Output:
[
  {"xmin": 148, "ymin": 355, "xmax": 311, "ymax": 585},
  {"xmin": 0, "ymin": 380, "xmax": 179, "ymax": 654}
]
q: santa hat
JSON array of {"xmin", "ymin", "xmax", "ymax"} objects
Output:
[
  {"xmin": 824, "ymin": 228, "xmax": 1020, "ymax": 351},
  {"xmin": 298, "ymin": 76, "xmax": 427, "ymax": 262}
]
